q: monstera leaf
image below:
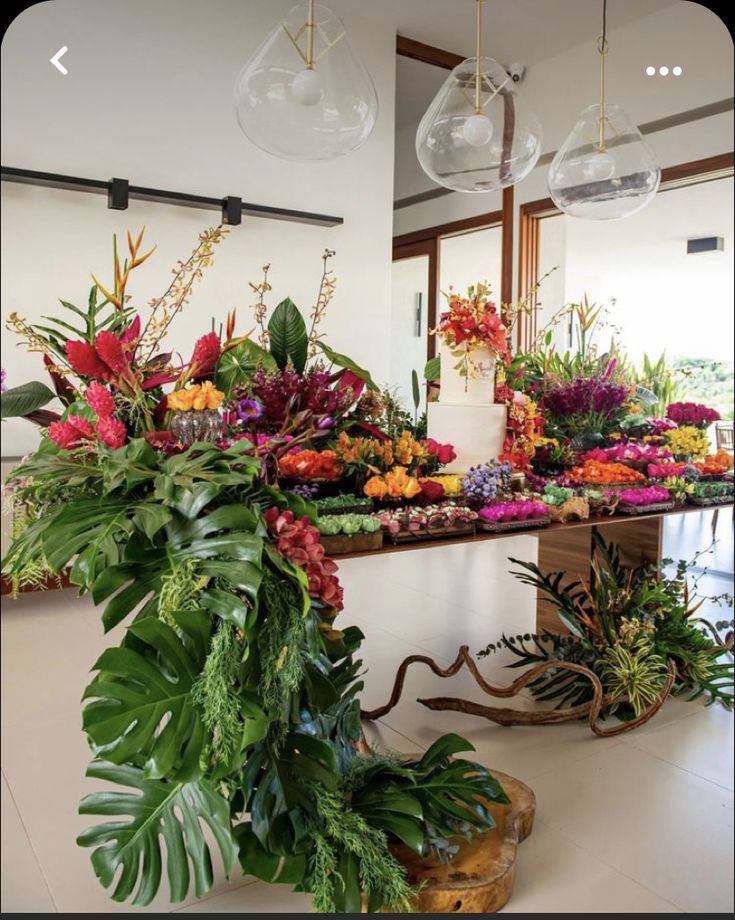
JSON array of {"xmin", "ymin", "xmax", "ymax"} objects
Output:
[
  {"xmin": 82, "ymin": 615, "xmax": 211, "ymax": 781},
  {"xmin": 91, "ymin": 504, "xmax": 264, "ymax": 632},
  {"xmin": 77, "ymin": 761, "xmax": 238, "ymax": 906},
  {"xmin": 215, "ymin": 340, "xmax": 276, "ymax": 396},
  {"xmin": 0, "ymin": 381, "xmax": 56, "ymax": 418},
  {"xmin": 268, "ymin": 298, "xmax": 308, "ymax": 373}
]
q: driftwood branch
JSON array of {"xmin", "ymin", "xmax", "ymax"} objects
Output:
[{"xmin": 361, "ymin": 645, "xmax": 677, "ymax": 738}]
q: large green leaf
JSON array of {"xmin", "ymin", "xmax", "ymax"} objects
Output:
[
  {"xmin": 82, "ymin": 616, "xmax": 211, "ymax": 780},
  {"xmin": 77, "ymin": 761, "xmax": 238, "ymax": 906},
  {"xmin": 214, "ymin": 340, "xmax": 276, "ymax": 396},
  {"xmin": 316, "ymin": 341, "xmax": 379, "ymax": 392},
  {"xmin": 0, "ymin": 381, "xmax": 56, "ymax": 418},
  {"xmin": 424, "ymin": 356, "xmax": 440, "ymax": 382},
  {"xmin": 92, "ymin": 504, "xmax": 264, "ymax": 632},
  {"xmin": 268, "ymin": 298, "xmax": 308, "ymax": 373}
]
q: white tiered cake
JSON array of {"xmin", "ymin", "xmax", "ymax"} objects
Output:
[{"xmin": 427, "ymin": 341, "xmax": 507, "ymax": 473}]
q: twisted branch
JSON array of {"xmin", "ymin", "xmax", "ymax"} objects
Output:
[{"xmin": 361, "ymin": 645, "xmax": 676, "ymax": 738}]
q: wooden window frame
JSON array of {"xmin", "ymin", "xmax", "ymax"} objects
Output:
[{"xmin": 517, "ymin": 152, "xmax": 735, "ymax": 349}]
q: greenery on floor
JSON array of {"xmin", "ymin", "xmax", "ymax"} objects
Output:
[{"xmin": 479, "ymin": 533, "xmax": 734, "ymax": 719}]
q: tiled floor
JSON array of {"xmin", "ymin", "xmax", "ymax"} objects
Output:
[{"xmin": 1, "ymin": 508, "xmax": 733, "ymax": 913}]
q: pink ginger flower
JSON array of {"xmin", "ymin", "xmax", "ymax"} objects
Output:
[
  {"xmin": 96, "ymin": 416, "xmax": 127, "ymax": 449},
  {"xmin": 85, "ymin": 382, "xmax": 115, "ymax": 417},
  {"xmin": 48, "ymin": 415, "xmax": 95, "ymax": 449}
]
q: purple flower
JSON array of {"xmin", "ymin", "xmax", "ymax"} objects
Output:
[
  {"xmin": 0, "ymin": 368, "xmax": 6, "ymax": 393},
  {"xmin": 237, "ymin": 398, "xmax": 263, "ymax": 422},
  {"xmin": 317, "ymin": 415, "xmax": 334, "ymax": 430}
]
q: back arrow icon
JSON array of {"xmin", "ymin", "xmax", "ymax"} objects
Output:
[{"xmin": 50, "ymin": 46, "xmax": 68, "ymax": 75}]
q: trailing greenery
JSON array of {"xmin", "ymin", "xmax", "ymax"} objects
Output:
[
  {"xmin": 2, "ymin": 436, "xmax": 508, "ymax": 911},
  {"xmin": 479, "ymin": 533, "xmax": 734, "ymax": 718}
]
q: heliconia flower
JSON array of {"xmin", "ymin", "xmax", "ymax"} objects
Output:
[
  {"xmin": 338, "ymin": 370, "xmax": 366, "ymax": 400},
  {"xmin": 119, "ymin": 315, "xmax": 141, "ymax": 349},
  {"xmin": 85, "ymin": 382, "xmax": 115, "ymax": 417},
  {"xmin": 95, "ymin": 330, "xmax": 135, "ymax": 383},
  {"xmin": 189, "ymin": 332, "xmax": 221, "ymax": 375},
  {"xmin": 237, "ymin": 398, "xmax": 263, "ymax": 422},
  {"xmin": 48, "ymin": 415, "xmax": 95, "ymax": 449},
  {"xmin": 96, "ymin": 415, "xmax": 127, "ymax": 449},
  {"xmin": 66, "ymin": 340, "xmax": 115, "ymax": 382}
]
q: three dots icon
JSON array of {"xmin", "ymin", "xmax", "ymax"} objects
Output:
[{"xmin": 646, "ymin": 65, "xmax": 683, "ymax": 76}]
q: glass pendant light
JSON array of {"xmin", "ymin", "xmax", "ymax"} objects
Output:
[
  {"xmin": 548, "ymin": 0, "xmax": 660, "ymax": 219},
  {"xmin": 416, "ymin": 0, "xmax": 542, "ymax": 193},
  {"xmin": 234, "ymin": 1, "xmax": 377, "ymax": 161}
]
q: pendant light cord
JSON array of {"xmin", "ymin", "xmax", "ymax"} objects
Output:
[
  {"xmin": 475, "ymin": 0, "xmax": 484, "ymax": 113},
  {"xmin": 597, "ymin": 0, "xmax": 608, "ymax": 152},
  {"xmin": 306, "ymin": 0, "xmax": 315, "ymax": 69}
]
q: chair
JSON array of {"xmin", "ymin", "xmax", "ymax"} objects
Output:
[{"xmin": 715, "ymin": 421, "xmax": 734, "ymax": 452}]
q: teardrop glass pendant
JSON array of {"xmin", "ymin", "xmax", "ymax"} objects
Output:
[
  {"xmin": 234, "ymin": 2, "xmax": 377, "ymax": 161},
  {"xmin": 548, "ymin": 104, "xmax": 660, "ymax": 219},
  {"xmin": 416, "ymin": 57, "xmax": 542, "ymax": 193}
]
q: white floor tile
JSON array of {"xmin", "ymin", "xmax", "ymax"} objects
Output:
[
  {"xmin": 529, "ymin": 744, "xmax": 734, "ymax": 913},
  {"xmin": 503, "ymin": 818, "xmax": 681, "ymax": 913},
  {"xmin": 1, "ymin": 772, "xmax": 56, "ymax": 913},
  {"xmin": 629, "ymin": 701, "xmax": 734, "ymax": 790}
]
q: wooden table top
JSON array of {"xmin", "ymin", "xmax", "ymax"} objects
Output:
[{"xmin": 1, "ymin": 502, "xmax": 731, "ymax": 595}]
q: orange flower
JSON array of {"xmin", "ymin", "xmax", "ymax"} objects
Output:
[
  {"xmin": 364, "ymin": 475, "xmax": 388, "ymax": 499},
  {"xmin": 384, "ymin": 466, "xmax": 421, "ymax": 499}
]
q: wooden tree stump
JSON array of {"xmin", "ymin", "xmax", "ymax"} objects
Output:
[{"xmin": 390, "ymin": 771, "xmax": 535, "ymax": 913}]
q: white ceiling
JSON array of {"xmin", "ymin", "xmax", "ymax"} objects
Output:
[{"xmin": 387, "ymin": 0, "xmax": 678, "ymax": 128}]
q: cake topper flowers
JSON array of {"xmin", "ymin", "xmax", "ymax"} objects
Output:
[{"xmin": 432, "ymin": 282, "xmax": 511, "ymax": 387}]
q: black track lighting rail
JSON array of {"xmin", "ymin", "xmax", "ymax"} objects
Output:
[{"xmin": 0, "ymin": 166, "xmax": 344, "ymax": 228}]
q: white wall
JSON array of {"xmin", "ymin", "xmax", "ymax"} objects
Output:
[
  {"xmin": 394, "ymin": 1, "xmax": 734, "ymax": 235},
  {"xmin": 0, "ymin": 0, "xmax": 398, "ymax": 456}
]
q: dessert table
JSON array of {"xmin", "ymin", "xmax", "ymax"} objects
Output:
[{"xmin": 3, "ymin": 503, "xmax": 730, "ymax": 637}]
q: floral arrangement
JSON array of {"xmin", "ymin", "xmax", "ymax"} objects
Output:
[
  {"xmin": 1, "ymin": 228, "xmax": 511, "ymax": 913},
  {"xmin": 278, "ymin": 448, "xmax": 343, "ymax": 481},
  {"xmin": 477, "ymin": 500, "xmax": 548, "ymax": 523},
  {"xmin": 434, "ymin": 282, "xmax": 510, "ymax": 359},
  {"xmin": 541, "ymin": 376, "xmax": 629, "ymax": 438},
  {"xmin": 583, "ymin": 442, "xmax": 672, "ymax": 464},
  {"xmin": 530, "ymin": 436, "xmax": 576, "ymax": 471},
  {"xmin": 541, "ymin": 483, "xmax": 576, "ymax": 506},
  {"xmin": 666, "ymin": 401, "xmax": 720, "ymax": 429},
  {"xmin": 570, "ymin": 459, "xmax": 646, "ymax": 485},
  {"xmin": 313, "ymin": 493, "xmax": 373, "ymax": 515},
  {"xmin": 432, "ymin": 282, "xmax": 511, "ymax": 388},
  {"xmin": 497, "ymin": 389, "xmax": 544, "ymax": 471},
  {"xmin": 647, "ymin": 461, "xmax": 692, "ymax": 479},
  {"xmin": 375, "ymin": 502, "xmax": 477, "ymax": 537},
  {"xmin": 664, "ymin": 425, "xmax": 711, "ymax": 461},
  {"xmin": 363, "ymin": 466, "xmax": 422, "ymax": 500},
  {"xmin": 316, "ymin": 514, "xmax": 382, "ymax": 537},
  {"xmin": 695, "ymin": 450, "xmax": 734, "ymax": 476},
  {"xmin": 481, "ymin": 534, "xmax": 733, "ymax": 718},
  {"xmin": 333, "ymin": 430, "xmax": 454, "ymax": 478},
  {"xmin": 618, "ymin": 485, "xmax": 672, "ymax": 506},
  {"xmin": 692, "ymin": 480, "xmax": 735, "ymax": 502},
  {"xmin": 419, "ymin": 473, "xmax": 463, "ymax": 497},
  {"xmin": 660, "ymin": 476, "xmax": 695, "ymax": 504},
  {"xmin": 460, "ymin": 460, "xmax": 513, "ymax": 506}
]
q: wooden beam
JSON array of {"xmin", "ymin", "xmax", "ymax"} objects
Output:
[
  {"xmin": 393, "ymin": 209, "xmax": 502, "ymax": 248},
  {"xmin": 501, "ymin": 186, "xmax": 514, "ymax": 306},
  {"xmin": 396, "ymin": 35, "xmax": 464, "ymax": 70}
]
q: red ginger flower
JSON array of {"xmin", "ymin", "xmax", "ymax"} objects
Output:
[
  {"xmin": 96, "ymin": 416, "xmax": 127, "ymax": 449},
  {"xmin": 66, "ymin": 341, "xmax": 115, "ymax": 383},
  {"xmin": 189, "ymin": 332, "xmax": 221, "ymax": 375},
  {"xmin": 95, "ymin": 330, "xmax": 135, "ymax": 384},
  {"xmin": 85, "ymin": 382, "xmax": 115, "ymax": 417},
  {"xmin": 48, "ymin": 415, "xmax": 95, "ymax": 449}
]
